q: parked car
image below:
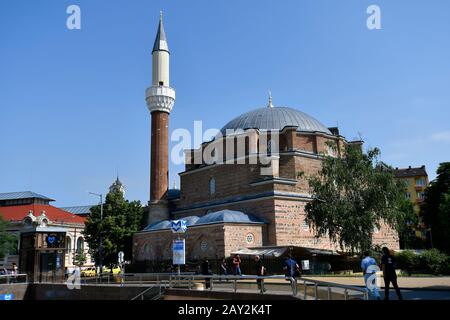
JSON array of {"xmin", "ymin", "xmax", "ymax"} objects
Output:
[
  {"xmin": 103, "ymin": 266, "xmax": 121, "ymax": 275},
  {"xmin": 80, "ymin": 267, "xmax": 97, "ymax": 277}
]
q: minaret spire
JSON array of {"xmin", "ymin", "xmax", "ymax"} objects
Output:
[{"xmin": 153, "ymin": 11, "xmax": 169, "ymax": 53}]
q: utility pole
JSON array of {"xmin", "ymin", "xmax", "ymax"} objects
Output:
[{"xmin": 89, "ymin": 192, "xmax": 103, "ymax": 274}]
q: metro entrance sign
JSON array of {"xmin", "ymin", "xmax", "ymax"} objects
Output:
[{"xmin": 171, "ymin": 220, "xmax": 187, "ymax": 233}]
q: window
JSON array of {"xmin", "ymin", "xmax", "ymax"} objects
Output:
[
  {"xmin": 302, "ymin": 220, "xmax": 310, "ymax": 231},
  {"xmin": 76, "ymin": 237, "xmax": 84, "ymax": 253},
  {"xmin": 159, "ymin": 81, "xmax": 164, "ymax": 86},
  {"xmin": 200, "ymin": 241, "xmax": 208, "ymax": 252},
  {"xmin": 209, "ymin": 178, "xmax": 216, "ymax": 195},
  {"xmin": 66, "ymin": 237, "xmax": 72, "ymax": 251},
  {"xmin": 416, "ymin": 178, "xmax": 425, "ymax": 186},
  {"xmin": 417, "ymin": 192, "xmax": 425, "ymax": 200},
  {"xmin": 246, "ymin": 233, "xmax": 254, "ymax": 244},
  {"xmin": 405, "ymin": 192, "xmax": 411, "ymax": 199}
]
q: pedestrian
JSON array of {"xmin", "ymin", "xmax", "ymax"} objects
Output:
[
  {"xmin": 361, "ymin": 251, "xmax": 381, "ymax": 300},
  {"xmin": 254, "ymin": 255, "xmax": 266, "ymax": 292},
  {"xmin": 381, "ymin": 247, "xmax": 403, "ymax": 300},
  {"xmin": 283, "ymin": 255, "xmax": 300, "ymax": 279},
  {"xmin": 200, "ymin": 257, "xmax": 212, "ymax": 289},
  {"xmin": 232, "ymin": 254, "xmax": 242, "ymax": 276},
  {"xmin": 11, "ymin": 262, "xmax": 18, "ymax": 275},
  {"xmin": 220, "ymin": 258, "xmax": 228, "ymax": 276}
]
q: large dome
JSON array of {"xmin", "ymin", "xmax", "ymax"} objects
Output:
[{"xmin": 220, "ymin": 107, "xmax": 331, "ymax": 135}]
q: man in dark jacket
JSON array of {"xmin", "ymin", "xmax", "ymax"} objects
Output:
[
  {"xmin": 201, "ymin": 258, "xmax": 212, "ymax": 289},
  {"xmin": 254, "ymin": 255, "xmax": 266, "ymax": 292},
  {"xmin": 381, "ymin": 247, "xmax": 403, "ymax": 300}
]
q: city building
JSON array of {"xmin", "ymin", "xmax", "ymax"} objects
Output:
[
  {"xmin": 0, "ymin": 191, "xmax": 93, "ymax": 280},
  {"xmin": 394, "ymin": 165, "xmax": 429, "ymax": 239},
  {"xmin": 132, "ymin": 14, "xmax": 400, "ymax": 265}
]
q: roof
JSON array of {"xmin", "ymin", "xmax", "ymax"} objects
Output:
[
  {"xmin": 152, "ymin": 12, "xmax": 169, "ymax": 53},
  {"xmin": 167, "ymin": 189, "xmax": 181, "ymax": 200},
  {"xmin": 394, "ymin": 166, "xmax": 428, "ymax": 178},
  {"xmin": 220, "ymin": 107, "xmax": 332, "ymax": 135},
  {"xmin": 0, "ymin": 204, "xmax": 86, "ymax": 225},
  {"xmin": 0, "ymin": 191, "xmax": 54, "ymax": 202},
  {"xmin": 142, "ymin": 210, "xmax": 265, "ymax": 232},
  {"xmin": 59, "ymin": 205, "xmax": 94, "ymax": 215}
]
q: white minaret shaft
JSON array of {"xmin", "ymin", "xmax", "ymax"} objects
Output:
[
  {"xmin": 152, "ymin": 11, "xmax": 170, "ymax": 87},
  {"xmin": 146, "ymin": 11, "xmax": 175, "ymax": 114}
]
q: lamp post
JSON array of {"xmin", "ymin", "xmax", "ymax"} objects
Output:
[{"xmin": 89, "ymin": 192, "xmax": 103, "ymax": 274}]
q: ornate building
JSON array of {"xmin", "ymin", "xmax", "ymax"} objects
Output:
[{"xmin": 133, "ymin": 14, "xmax": 400, "ymax": 264}]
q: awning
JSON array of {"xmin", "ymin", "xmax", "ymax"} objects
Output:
[
  {"xmin": 231, "ymin": 246, "xmax": 341, "ymax": 258},
  {"xmin": 231, "ymin": 247, "xmax": 288, "ymax": 258}
]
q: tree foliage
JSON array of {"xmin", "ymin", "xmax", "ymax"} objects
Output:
[
  {"xmin": 421, "ymin": 162, "xmax": 450, "ymax": 254},
  {"xmin": 0, "ymin": 216, "xmax": 17, "ymax": 259},
  {"xmin": 83, "ymin": 189, "xmax": 143, "ymax": 267},
  {"xmin": 305, "ymin": 144, "xmax": 407, "ymax": 253}
]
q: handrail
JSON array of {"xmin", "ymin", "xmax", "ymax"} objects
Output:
[
  {"xmin": 298, "ymin": 277, "xmax": 368, "ymax": 300},
  {"xmin": 169, "ymin": 274, "xmax": 298, "ymax": 297},
  {"xmin": 0, "ymin": 273, "xmax": 28, "ymax": 284},
  {"xmin": 130, "ymin": 284, "xmax": 164, "ymax": 300}
]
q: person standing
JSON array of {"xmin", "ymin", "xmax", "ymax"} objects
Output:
[
  {"xmin": 381, "ymin": 247, "xmax": 403, "ymax": 300},
  {"xmin": 361, "ymin": 251, "xmax": 381, "ymax": 300},
  {"xmin": 254, "ymin": 256, "xmax": 266, "ymax": 292},
  {"xmin": 200, "ymin": 258, "xmax": 212, "ymax": 289},
  {"xmin": 232, "ymin": 254, "xmax": 242, "ymax": 276},
  {"xmin": 283, "ymin": 255, "xmax": 300, "ymax": 279},
  {"xmin": 220, "ymin": 259, "xmax": 228, "ymax": 276}
]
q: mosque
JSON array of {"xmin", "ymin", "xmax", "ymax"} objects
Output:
[{"xmin": 132, "ymin": 14, "xmax": 399, "ymax": 266}]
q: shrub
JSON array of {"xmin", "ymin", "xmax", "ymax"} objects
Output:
[
  {"xmin": 395, "ymin": 250, "xmax": 418, "ymax": 276},
  {"xmin": 419, "ymin": 249, "xmax": 449, "ymax": 275}
]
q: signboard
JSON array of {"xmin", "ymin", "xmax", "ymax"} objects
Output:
[
  {"xmin": 118, "ymin": 251, "xmax": 124, "ymax": 263},
  {"xmin": 172, "ymin": 239, "xmax": 185, "ymax": 265},
  {"xmin": 0, "ymin": 293, "xmax": 14, "ymax": 300},
  {"xmin": 301, "ymin": 260, "xmax": 310, "ymax": 271},
  {"xmin": 171, "ymin": 220, "xmax": 187, "ymax": 234}
]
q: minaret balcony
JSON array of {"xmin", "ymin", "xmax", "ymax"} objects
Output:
[{"xmin": 145, "ymin": 85, "xmax": 176, "ymax": 114}]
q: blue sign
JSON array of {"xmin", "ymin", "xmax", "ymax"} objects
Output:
[
  {"xmin": 171, "ymin": 220, "xmax": 187, "ymax": 234},
  {"xmin": 172, "ymin": 239, "xmax": 185, "ymax": 265},
  {"xmin": 0, "ymin": 293, "xmax": 14, "ymax": 300}
]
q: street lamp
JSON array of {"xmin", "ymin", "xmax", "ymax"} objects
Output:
[{"xmin": 89, "ymin": 192, "xmax": 103, "ymax": 274}]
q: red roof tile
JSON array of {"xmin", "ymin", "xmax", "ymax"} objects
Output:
[{"xmin": 0, "ymin": 204, "xmax": 86, "ymax": 225}]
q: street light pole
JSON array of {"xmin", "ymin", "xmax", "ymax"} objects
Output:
[{"xmin": 89, "ymin": 192, "xmax": 103, "ymax": 274}]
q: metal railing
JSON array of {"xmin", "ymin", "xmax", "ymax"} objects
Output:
[
  {"xmin": 168, "ymin": 274, "xmax": 298, "ymax": 297},
  {"xmin": 130, "ymin": 284, "xmax": 165, "ymax": 300},
  {"xmin": 0, "ymin": 273, "xmax": 28, "ymax": 284},
  {"xmin": 298, "ymin": 277, "xmax": 368, "ymax": 300}
]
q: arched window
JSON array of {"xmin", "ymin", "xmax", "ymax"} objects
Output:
[
  {"xmin": 76, "ymin": 237, "xmax": 84, "ymax": 253},
  {"xmin": 209, "ymin": 178, "xmax": 216, "ymax": 195},
  {"xmin": 66, "ymin": 237, "xmax": 72, "ymax": 251}
]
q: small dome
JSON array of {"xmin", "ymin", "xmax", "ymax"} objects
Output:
[
  {"xmin": 221, "ymin": 107, "xmax": 331, "ymax": 135},
  {"xmin": 196, "ymin": 210, "xmax": 264, "ymax": 225}
]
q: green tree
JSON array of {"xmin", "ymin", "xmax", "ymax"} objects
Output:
[
  {"xmin": 421, "ymin": 162, "xmax": 450, "ymax": 254},
  {"xmin": 0, "ymin": 216, "xmax": 17, "ymax": 259},
  {"xmin": 305, "ymin": 144, "xmax": 407, "ymax": 253},
  {"xmin": 396, "ymin": 197, "xmax": 420, "ymax": 249},
  {"xmin": 73, "ymin": 252, "xmax": 87, "ymax": 267},
  {"xmin": 83, "ymin": 189, "xmax": 143, "ymax": 268}
]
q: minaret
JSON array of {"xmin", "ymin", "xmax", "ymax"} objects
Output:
[{"xmin": 145, "ymin": 12, "xmax": 175, "ymax": 224}]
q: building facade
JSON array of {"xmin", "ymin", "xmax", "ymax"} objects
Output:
[
  {"xmin": 132, "ymin": 14, "xmax": 400, "ymax": 265},
  {"xmin": 0, "ymin": 191, "xmax": 93, "ymax": 277},
  {"xmin": 394, "ymin": 165, "xmax": 429, "ymax": 239}
]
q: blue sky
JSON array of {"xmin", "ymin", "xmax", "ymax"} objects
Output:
[{"xmin": 1, "ymin": 0, "xmax": 449, "ymax": 207}]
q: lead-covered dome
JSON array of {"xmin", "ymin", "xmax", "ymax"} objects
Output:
[{"xmin": 220, "ymin": 107, "xmax": 331, "ymax": 135}]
